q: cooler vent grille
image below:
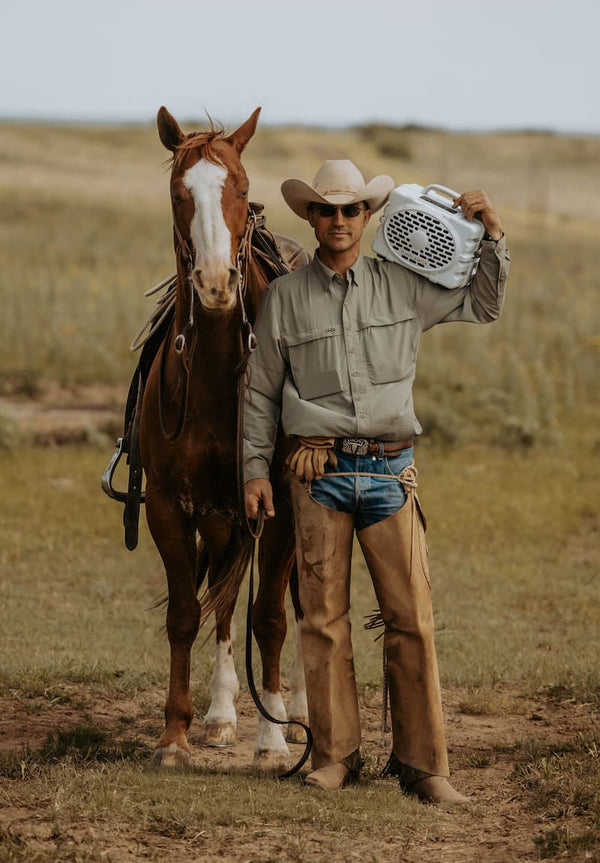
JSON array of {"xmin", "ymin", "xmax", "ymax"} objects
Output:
[{"xmin": 384, "ymin": 210, "xmax": 455, "ymax": 271}]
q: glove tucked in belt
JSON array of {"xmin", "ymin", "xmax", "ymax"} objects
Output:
[{"xmin": 285, "ymin": 436, "xmax": 338, "ymax": 483}]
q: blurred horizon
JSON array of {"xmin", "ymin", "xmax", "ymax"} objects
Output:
[{"xmin": 2, "ymin": 115, "xmax": 598, "ymax": 139}]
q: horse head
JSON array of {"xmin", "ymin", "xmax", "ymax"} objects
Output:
[{"xmin": 157, "ymin": 105, "xmax": 261, "ymax": 312}]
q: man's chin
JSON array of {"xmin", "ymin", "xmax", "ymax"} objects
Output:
[{"xmin": 325, "ymin": 237, "xmax": 353, "ymax": 250}]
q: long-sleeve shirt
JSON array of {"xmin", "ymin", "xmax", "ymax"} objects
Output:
[{"xmin": 244, "ymin": 237, "xmax": 510, "ymax": 481}]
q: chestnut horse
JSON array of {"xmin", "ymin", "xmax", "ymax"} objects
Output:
[{"xmin": 140, "ymin": 106, "xmax": 308, "ymax": 768}]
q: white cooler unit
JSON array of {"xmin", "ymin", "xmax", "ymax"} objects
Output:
[{"xmin": 372, "ymin": 184, "xmax": 484, "ymax": 289}]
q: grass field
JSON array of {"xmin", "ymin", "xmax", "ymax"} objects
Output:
[{"xmin": 0, "ymin": 119, "xmax": 599, "ymax": 861}]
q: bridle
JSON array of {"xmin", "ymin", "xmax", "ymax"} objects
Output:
[{"xmin": 157, "ymin": 208, "xmax": 258, "ymax": 443}]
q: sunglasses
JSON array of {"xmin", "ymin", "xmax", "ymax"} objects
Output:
[{"xmin": 312, "ymin": 203, "xmax": 367, "ymax": 218}]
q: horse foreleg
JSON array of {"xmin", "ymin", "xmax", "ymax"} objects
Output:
[
  {"xmin": 146, "ymin": 492, "xmax": 200, "ymax": 767},
  {"xmin": 286, "ymin": 613, "xmax": 309, "ymax": 744},
  {"xmin": 200, "ymin": 612, "xmax": 239, "ymax": 747},
  {"xmin": 251, "ymin": 505, "xmax": 296, "ymax": 770},
  {"xmin": 198, "ymin": 515, "xmax": 243, "ymax": 747}
]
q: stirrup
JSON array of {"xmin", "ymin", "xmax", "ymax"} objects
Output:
[{"xmin": 101, "ymin": 437, "xmax": 128, "ymax": 503}]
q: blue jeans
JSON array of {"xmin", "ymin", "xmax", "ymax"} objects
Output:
[{"xmin": 307, "ymin": 447, "xmax": 414, "ymax": 531}]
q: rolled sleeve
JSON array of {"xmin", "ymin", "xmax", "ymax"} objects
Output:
[{"xmin": 414, "ymin": 236, "xmax": 511, "ymax": 331}]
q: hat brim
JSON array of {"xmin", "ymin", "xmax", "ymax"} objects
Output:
[{"xmin": 281, "ymin": 175, "xmax": 395, "ymax": 220}]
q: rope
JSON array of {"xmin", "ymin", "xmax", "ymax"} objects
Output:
[{"xmin": 130, "ymin": 279, "xmax": 177, "ymax": 352}]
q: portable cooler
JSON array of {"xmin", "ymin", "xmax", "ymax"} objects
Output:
[{"xmin": 372, "ymin": 184, "xmax": 484, "ymax": 289}]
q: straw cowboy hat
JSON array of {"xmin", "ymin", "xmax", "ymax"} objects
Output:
[{"xmin": 281, "ymin": 160, "xmax": 395, "ymax": 220}]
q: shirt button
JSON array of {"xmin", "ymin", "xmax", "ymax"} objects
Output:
[{"xmin": 351, "ymin": 371, "xmax": 359, "ymax": 377}]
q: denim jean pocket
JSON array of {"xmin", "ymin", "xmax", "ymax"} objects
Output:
[{"xmin": 383, "ymin": 449, "xmax": 414, "ymax": 476}]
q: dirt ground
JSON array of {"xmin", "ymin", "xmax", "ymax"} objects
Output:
[
  {"xmin": 1, "ymin": 683, "xmax": 598, "ymax": 863},
  {"xmin": 0, "ymin": 381, "xmax": 127, "ymax": 446},
  {"xmin": 1, "ymin": 385, "xmax": 598, "ymax": 861}
]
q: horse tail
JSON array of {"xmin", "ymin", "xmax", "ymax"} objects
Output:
[
  {"xmin": 197, "ymin": 526, "xmax": 253, "ymax": 630},
  {"xmin": 289, "ymin": 558, "xmax": 303, "ymax": 621},
  {"xmin": 195, "ymin": 540, "xmax": 210, "ymax": 593}
]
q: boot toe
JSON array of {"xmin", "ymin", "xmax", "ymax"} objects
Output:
[
  {"xmin": 411, "ymin": 776, "xmax": 471, "ymax": 805},
  {"xmin": 304, "ymin": 762, "xmax": 351, "ymax": 791}
]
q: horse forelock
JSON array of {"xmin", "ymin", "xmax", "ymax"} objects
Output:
[{"xmin": 171, "ymin": 123, "xmax": 232, "ymax": 170}]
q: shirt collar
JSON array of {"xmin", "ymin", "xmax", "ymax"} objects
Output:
[{"xmin": 311, "ymin": 251, "xmax": 364, "ymax": 293}]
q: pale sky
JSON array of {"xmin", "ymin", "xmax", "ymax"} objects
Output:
[{"xmin": 2, "ymin": 0, "xmax": 599, "ymax": 132}]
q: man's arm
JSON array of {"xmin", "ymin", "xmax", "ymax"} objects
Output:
[
  {"xmin": 243, "ymin": 283, "xmax": 287, "ymax": 520},
  {"xmin": 413, "ymin": 189, "xmax": 510, "ymax": 331}
]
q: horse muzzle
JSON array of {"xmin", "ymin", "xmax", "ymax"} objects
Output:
[{"xmin": 191, "ymin": 266, "xmax": 241, "ymax": 311}]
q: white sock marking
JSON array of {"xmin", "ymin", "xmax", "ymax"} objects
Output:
[
  {"xmin": 204, "ymin": 639, "xmax": 239, "ymax": 728},
  {"xmin": 255, "ymin": 690, "xmax": 290, "ymax": 756}
]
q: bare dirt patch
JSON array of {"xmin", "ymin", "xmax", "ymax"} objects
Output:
[
  {"xmin": 0, "ymin": 382, "xmax": 127, "ymax": 446},
  {"xmin": 1, "ymin": 684, "xmax": 598, "ymax": 862}
]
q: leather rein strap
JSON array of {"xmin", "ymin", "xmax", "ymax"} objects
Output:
[{"xmin": 233, "ymin": 220, "xmax": 313, "ymax": 779}]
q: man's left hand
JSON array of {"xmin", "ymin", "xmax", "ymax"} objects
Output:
[{"xmin": 453, "ymin": 190, "xmax": 504, "ymax": 241}]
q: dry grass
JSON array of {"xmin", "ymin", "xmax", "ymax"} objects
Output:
[{"xmin": 1, "ymin": 120, "xmax": 599, "ymax": 861}]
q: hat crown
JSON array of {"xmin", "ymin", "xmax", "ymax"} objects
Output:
[{"xmin": 312, "ymin": 160, "xmax": 365, "ymax": 198}]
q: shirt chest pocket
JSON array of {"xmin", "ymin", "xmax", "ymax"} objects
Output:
[
  {"xmin": 358, "ymin": 308, "xmax": 418, "ymax": 385},
  {"xmin": 281, "ymin": 325, "xmax": 344, "ymax": 401}
]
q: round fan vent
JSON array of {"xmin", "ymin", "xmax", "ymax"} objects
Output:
[{"xmin": 384, "ymin": 209, "xmax": 456, "ymax": 271}]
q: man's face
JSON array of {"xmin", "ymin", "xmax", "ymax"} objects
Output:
[{"xmin": 307, "ymin": 202, "xmax": 371, "ymax": 256}]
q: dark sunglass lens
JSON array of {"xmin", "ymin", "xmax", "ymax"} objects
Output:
[
  {"xmin": 316, "ymin": 204, "xmax": 336, "ymax": 217},
  {"xmin": 315, "ymin": 203, "xmax": 364, "ymax": 217}
]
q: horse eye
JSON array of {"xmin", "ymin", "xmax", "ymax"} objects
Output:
[{"xmin": 240, "ymin": 190, "xmax": 248, "ymax": 199}]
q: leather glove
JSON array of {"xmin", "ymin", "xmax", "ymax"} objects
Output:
[{"xmin": 285, "ymin": 436, "xmax": 338, "ymax": 482}]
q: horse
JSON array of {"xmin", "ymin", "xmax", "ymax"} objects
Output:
[{"xmin": 139, "ymin": 106, "xmax": 308, "ymax": 769}]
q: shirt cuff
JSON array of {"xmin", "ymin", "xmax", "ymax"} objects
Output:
[{"xmin": 243, "ymin": 456, "xmax": 271, "ymax": 483}]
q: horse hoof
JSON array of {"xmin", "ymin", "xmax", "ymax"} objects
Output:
[
  {"xmin": 285, "ymin": 719, "xmax": 309, "ymax": 744},
  {"xmin": 152, "ymin": 743, "xmax": 191, "ymax": 768},
  {"xmin": 199, "ymin": 721, "xmax": 237, "ymax": 747},
  {"xmin": 252, "ymin": 748, "xmax": 289, "ymax": 773}
]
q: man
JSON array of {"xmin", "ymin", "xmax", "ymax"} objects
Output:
[{"xmin": 244, "ymin": 159, "xmax": 510, "ymax": 800}]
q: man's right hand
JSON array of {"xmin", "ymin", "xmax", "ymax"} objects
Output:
[{"xmin": 244, "ymin": 478, "xmax": 275, "ymax": 521}]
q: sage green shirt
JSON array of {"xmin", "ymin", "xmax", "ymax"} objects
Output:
[{"xmin": 244, "ymin": 237, "xmax": 510, "ymax": 480}]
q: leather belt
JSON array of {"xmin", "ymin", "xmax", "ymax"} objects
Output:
[{"xmin": 334, "ymin": 437, "xmax": 413, "ymax": 457}]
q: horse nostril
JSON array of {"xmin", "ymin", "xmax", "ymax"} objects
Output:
[{"xmin": 210, "ymin": 287, "xmax": 218, "ymax": 296}]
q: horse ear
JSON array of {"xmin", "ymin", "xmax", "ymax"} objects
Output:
[
  {"xmin": 230, "ymin": 107, "xmax": 261, "ymax": 153},
  {"xmin": 157, "ymin": 106, "xmax": 184, "ymax": 152}
]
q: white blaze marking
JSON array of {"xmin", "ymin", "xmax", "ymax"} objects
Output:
[
  {"xmin": 203, "ymin": 639, "xmax": 239, "ymax": 728},
  {"xmin": 255, "ymin": 691, "xmax": 290, "ymax": 756},
  {"xmin": 182, "ymin": 159, "xmax": 231, "ymax": 280}
]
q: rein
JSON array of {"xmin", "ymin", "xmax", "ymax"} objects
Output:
[{"xmin": 232, "ymin": 237, "xmax": 313, "ymax": 781}]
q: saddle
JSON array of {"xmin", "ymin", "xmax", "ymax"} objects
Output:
[{"xmin": 101, "ymin": 203, "xmax": 309, "ymax": 550}]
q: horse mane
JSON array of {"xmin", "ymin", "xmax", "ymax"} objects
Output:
[{"xmin": 172, "ymin": 118, "xmax": 229, "ymax": 167}]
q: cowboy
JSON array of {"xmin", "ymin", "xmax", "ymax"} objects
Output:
[{"xmin": 244, "ymin": 160, "xmax": 510, "ymax": 800}]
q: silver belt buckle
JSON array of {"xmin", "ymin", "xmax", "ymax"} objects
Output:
[{"xmin": 341, "ymin": 437, "xmax": 370, "ymax": 456}]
